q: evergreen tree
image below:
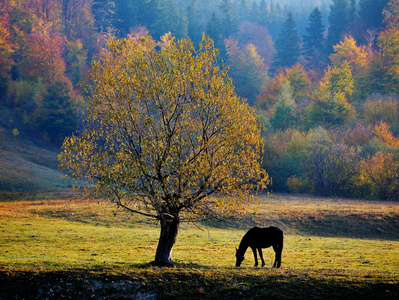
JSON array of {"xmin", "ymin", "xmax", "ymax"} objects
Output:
[
  {"xmin": 349, "ymin": 0, "xmax": 357, "ymax": 25},
  {"xmin": 359, "ymin": 0, "xmax": 389, "ymax": 30},
  {"xmin": 206, "ymin": 11, "xmax": 225, "ymax": 57},
  {"xmin": 35, "ymin": 77, "xmax": 78, "ymax": 144},
  {"xmin": 137, "ymin": 0, "xmax": 158, "ymax": 30},
  {"xmin": 303, "ymin": 7, "xmax": 326, "ymax": 69},
  {"xmin": 176, "ymin": 6, "xmax": 188, "ymax": 39},
  {"xmin": 257, "ymin": 0, "xmax": 269, "ymax": 27},
  {"xmin": 114, "ymin": 0, "xmax": 138, "ymax": 36},
  {"xmin": 326, "ymin": 0, "xmax": 349, "ymax": 54},
  {"xmin": 219, "ymin": 0, "xmax": 238, "ymax": 38},
  {"xmin": 151, "ymin": 0, "xmax": 187, "ymax": 39},
  {"xmin": 237, "ymin": 0, "xmax": 251, "ymax": 23},
  {"xmin": 275, "ymin": 11, "xmax": 301, "ymax": 68},
  {"xmin": 187, "ymin": 0, "xmax": 203, "ymax": 45},
  {"xmin": 249, "ymin": 1, "xmax": 261, "ymax": 24},
  {"xmin": 267, "ymin": 1, "xmax": 284, "ymax": 40}
]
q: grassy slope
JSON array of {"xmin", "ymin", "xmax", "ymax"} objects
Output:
[
  {"xmin": 0, "ymin": 126, "xmax": 72, "ymax": 194},
  {"xmin": 0, "ymin": 196, "xmax": 398, "ymax": 299}
]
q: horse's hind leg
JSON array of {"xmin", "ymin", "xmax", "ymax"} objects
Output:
[
  {"xmin": 272, "ymin": 245, "xmax": 281, "ymax": 268},
  {"xmin": 276, "ymin": 250, "xmax": 282, "ymax": 268},
  {"xmin": 251, "ymin": 247, "xmax": 259, "ymax": 267}
]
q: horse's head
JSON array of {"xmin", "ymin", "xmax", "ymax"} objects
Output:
[{"xmin": 235, "ymin": 248, "xmax": 245, "ymax": 267}]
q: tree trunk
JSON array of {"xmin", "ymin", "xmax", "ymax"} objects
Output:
[{"xmin": 153, "ymin": 216, "xmax": 179, "ymax": 267}]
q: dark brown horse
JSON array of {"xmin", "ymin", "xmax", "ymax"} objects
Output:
[{"xmin": 235, "ymin": 226, "xmax": 284, "ymax": 268}]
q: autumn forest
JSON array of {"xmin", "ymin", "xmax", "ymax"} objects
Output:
[{"xmin": 1, "ymin": 0, "xmax": 398, "ymax": 200}]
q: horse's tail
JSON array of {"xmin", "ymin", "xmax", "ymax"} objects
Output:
[
  {"xmin": 279, "ymin": 230, "xmax": 284, "ymax": 252},
  {"xmin": 275, "ymin": 229, "xmax": 284, "ymax": 268}
]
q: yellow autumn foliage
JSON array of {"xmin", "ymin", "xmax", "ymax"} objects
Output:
[{"xmin": 59, "ymin": 35, "xmax": 269, "ymax": 222}]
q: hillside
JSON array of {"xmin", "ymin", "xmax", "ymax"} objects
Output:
[{"xmin": 0, "ymin": 125, "xmax": 72, "ymax": 196}]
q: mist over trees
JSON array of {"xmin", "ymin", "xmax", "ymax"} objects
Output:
[{"xmin": 1, "ymin": 0, "xmax": 398, "ymax": 200}]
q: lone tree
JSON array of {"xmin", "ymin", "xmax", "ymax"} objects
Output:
[{"xmin": 59, "ymin": 35, "xmax": 268, "ymax": 266}]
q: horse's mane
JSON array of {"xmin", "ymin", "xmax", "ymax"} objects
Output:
[{"xmin": 238, "ymin": 228, "xmax": 255, "ymax": 253}]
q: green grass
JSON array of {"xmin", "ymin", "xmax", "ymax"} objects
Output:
[
  {"xmin": 0, "ymin": 195, "xmax": 398, "ymax": 299},
  {"xmin": 0, "ymin": 127, "xmax": 72, "ymax": 193}
]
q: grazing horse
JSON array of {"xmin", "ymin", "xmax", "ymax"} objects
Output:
[{"xmin": 235, "ymin": 226, "xmax": 284, "ymax": 268}]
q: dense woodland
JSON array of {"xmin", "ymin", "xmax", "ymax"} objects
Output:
[{"xmin": 0, "ymin": 0, "xmax": 398, "ymax": 200}]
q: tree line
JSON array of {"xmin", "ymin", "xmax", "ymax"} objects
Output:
[{"xmin": 0, "ymin": 0, "xmax": 398, "ymax": 199}]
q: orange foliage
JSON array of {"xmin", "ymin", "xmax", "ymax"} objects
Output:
[
  {"xmin": 23, "ymin": 27, "xmax": 66, "ymax": 82},
  {"xmin": 373, "ymin": 122, "xmax": 399, "ymax": 148},
  {"xmin": 256, "ymin": 63, "xmax": 310, "ymax": 109},
  {"xmin": 330, "ymin": 35, "xmax": 368, "ymax": 76},
  {"xmin": 0, "ymin": 1, "xmax": 15, "ymax": 80}
]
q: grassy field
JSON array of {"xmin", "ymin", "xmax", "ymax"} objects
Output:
[
  {"xmin": 0, "ymin": 194, "xmax": 398, "ymax": 299},
  {"xmin": 0, "ymin": 126, "xmax": 72, "ymax": 193}
]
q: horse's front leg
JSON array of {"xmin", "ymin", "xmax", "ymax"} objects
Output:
[
  {"xmin": 258, "ymin": 248, "xmax": 266, "ymax": 267},
  {"xmin": 251, "ymin": 247, "xmax": 258, "ymax": 267}
]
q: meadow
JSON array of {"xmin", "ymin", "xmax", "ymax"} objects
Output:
[{"xmin": 0, "ymin": 193, "xmax": 398, "ymax": 299}]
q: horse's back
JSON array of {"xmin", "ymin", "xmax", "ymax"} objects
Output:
[
  {"xmin": 245, "ymin": 226, "xmax": 283, "ymax": 248},
  {"xmin": 248, "ymin": 226, "xmax": 283, "ymax": 236}
]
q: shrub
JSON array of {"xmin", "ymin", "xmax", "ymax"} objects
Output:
[{"xmin": 287, "ymin": 175, "xmax": 309, "ymax": 194}]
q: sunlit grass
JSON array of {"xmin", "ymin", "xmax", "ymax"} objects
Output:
[
  {"xmin": 1, "ymin": 195, "xmax": 398, "ymax": 273},
  {"xmin": 0, "ymin": 194, "xmax": 398, "ymax": 298}
]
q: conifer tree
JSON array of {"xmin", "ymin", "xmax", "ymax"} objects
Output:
[
  {"xmin": 275, "ymin": 11, "xmax": 301, "ymax": 68},
  {"xmin": 303, "ymin": 7, "xmax": 326, "ymax": 70},
  {"xmin": 36, "ymin": 77, "xmax": 78, "ymax": 144},
  {"xmin": 219, "ymin": 0, "xmax": 238, "ymax": 38},
  {"xmin": 257, "ymin": 0, "xmax": 269, "ymax": 27},
  {"xmin": 206, "ymin": 11, "xmax": 224, "ymax": 56},
  {"xmin": 326, "ymin": 0, "xmax": 349, "ymax": 54},
  {"xmin": 359, "ymin": 0, "xmax": 389, "ymax": 30},
  {"xmin": 349, "ymin": 0, "xmax": 357, "ymax": 25},
  {"xmin": 152, "ymin": 0, "xmax": 187, "ymax": 39},
  {"xmin": 237, "ymin": 0, "xmax": 251, "ymax": 23},
  {"xmin": 266, "ymin": 1, "xmax": 284, "ymax": 39},
  {"xmin": 249, "ymin": 1, "xmax": 260, "ymax": 24},
  {"xmin": 187, "ymin": 0, "xmax": 203, "ymax": 45},
  {"xmin": 137, "ymin": 0, "xmax": 158, "ymax": 30},
  {"xmin": 113, "ymin": 0, "xmax": 138, "ymax": 36}
]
